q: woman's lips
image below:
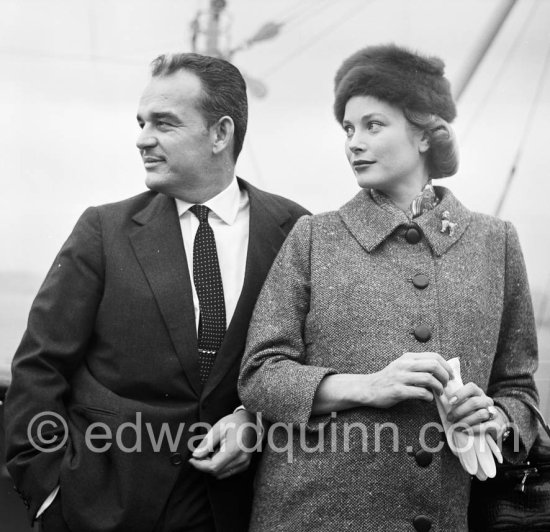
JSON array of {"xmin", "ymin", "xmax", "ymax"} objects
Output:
[{"xmin": 352, "ymin": 160, "xmax": 375, "ymax": 170}]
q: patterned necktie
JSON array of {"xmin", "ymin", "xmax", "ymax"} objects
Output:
[{"xmin": 189, "ymin": 205, "xmax": 226, "ymax": 384}]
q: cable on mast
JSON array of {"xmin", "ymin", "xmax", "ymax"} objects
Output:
[{"xmin": 494, "ymin": 34, "xmax": 550, "ymax": 217}]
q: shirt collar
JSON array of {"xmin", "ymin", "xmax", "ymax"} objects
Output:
[{"xmin": 175, "ymin": 177, "xmax": 240, "ymax": 225}]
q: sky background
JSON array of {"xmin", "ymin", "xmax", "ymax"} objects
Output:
[{"xmin": 1, "ymin": 0, "xmax": 549, "ymax": 409}]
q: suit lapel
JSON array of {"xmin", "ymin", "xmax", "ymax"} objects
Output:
[
  {"xmin": 129, "ymin": 193, "xmax": 201, "ymax": 397},
  {"xmin": 202, "ymin": 180, "xmax": 290, "ymax": 400}
]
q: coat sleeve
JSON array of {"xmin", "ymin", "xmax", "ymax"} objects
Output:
[
  {"xmin": 4, "ymin": 207, "xmax": 104, "ymax": 519},
  {"xmin": 238, "ymin": 216, "xmax": 337, "ymax": 426},
  {"xmin": 488, "ymin": 221, "xmax": 539, "ymax": 463}
]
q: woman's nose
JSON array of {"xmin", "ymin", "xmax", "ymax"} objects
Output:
[{"xmin": 348, "ymin": 133, "xmax": 366, "ymax": 153}]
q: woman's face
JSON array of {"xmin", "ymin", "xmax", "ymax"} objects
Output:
[{"xmin": 343, "ymin": 95, "xmax": 429, "ymax": 195}]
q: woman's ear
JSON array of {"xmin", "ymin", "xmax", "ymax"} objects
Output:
[
  {"xmin": 418, "ymin": 130, "xmax": 430, "ymax": 154},
  {"xmin": 211, "ymin": 116, "xmax": 235, "ymax": 155}
]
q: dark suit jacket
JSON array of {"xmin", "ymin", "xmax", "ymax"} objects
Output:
[{"xmin": 4, "ymin": 178, "xmax": 308, "ymax": 532}]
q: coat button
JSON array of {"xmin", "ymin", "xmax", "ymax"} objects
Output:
[
  {"xmin": 413, "ymin": 514, "xmax": 432, "ymax": 531},
  {"xmin": 405, "ymin": 226, "xmax": 422, "ymax": 244},
  {"xmin": 412, "ymin": 274, "xmax": 429, "ymax": 289},
  {"xmin": 170, "ymin": 453, "xmax": 183, "ymax": 466},
  {"xmin": 413, "ymin": 325, "xmax": 432, "ymax": 342},
  {"xmin": 415, "ymin": 449, "xmax": 433, "ymax": 467}
]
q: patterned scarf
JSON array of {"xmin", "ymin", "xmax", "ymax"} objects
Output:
[{"xmin": 409, "ymin": 181, "xmax": 440, "ymax": 218}]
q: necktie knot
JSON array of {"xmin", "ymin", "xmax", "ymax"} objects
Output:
[{"xmin": 190, "ymin": 204, "xmax": 210, "ymax": 223}]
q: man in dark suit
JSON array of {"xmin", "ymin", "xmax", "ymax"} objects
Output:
[{"xmin": 4, "ymin": 53, "xmax": 308, "ymax": 532}]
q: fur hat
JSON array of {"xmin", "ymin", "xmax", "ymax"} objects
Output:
[{"xmin": 334, "ymin": 43, "xmax": 456, "ymax": 124}]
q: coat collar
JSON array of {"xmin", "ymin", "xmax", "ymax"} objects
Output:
[{"xmin": 338, "ymin": 186, "xmax": 471, "ymax": 256}]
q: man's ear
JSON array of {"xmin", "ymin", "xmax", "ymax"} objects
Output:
[{"xmin": 211, "ymin": 116, "xmax": 235, "ymax": 155}]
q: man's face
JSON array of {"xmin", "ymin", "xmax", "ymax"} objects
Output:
[{"xmin": 136, "ymin": 70, "xmax": 215, "ymax": 200}]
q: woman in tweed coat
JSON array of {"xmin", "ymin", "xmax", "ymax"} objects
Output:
[{"xmin": 238, "ymin": 44, "xmax": 539, "ymax": 531}]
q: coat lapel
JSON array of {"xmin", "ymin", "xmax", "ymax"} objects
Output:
[
  {"xmin": 202, "ymin": 179, "xmax": 291, "ymax": 400},
  {"xmin": 129, "ymin": 193, "xmax": 201, "ymax": 397}
]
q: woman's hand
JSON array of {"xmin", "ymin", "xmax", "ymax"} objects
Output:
[
  {"xmin": 363, "ymin": 351, "xmax": 454, "ymax": 408},
  {"xmin": 312, "ymin": 351, "xmax": 453, "ymax": 414},
  {"xmin": 445, "ymin": 382, "xmax": 508, "ymax": 436}
]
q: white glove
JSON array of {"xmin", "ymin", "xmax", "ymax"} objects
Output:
[{"xmin": 434, "ymin": 357, "xmax": 500, "ymax": 480}]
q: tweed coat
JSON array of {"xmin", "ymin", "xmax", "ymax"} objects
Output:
[{"xmin": 238, "ymin": 186, "xmax": 538, "ymax": 532}]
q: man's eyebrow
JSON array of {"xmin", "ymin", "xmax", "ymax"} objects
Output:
[{"xmin": 136, "ymin": 111, "xmax": 180, "ymax": 122}]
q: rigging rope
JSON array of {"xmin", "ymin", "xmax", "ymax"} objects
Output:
[
  {"xmin": 458, "ymin": 0, "xmax": 539, "ymax": 139},
  {"xmin": 494, "ymin": 29, "xmax": 550, "ymax": 216},
  {"xmin": 261, "ymin": 0, "xmax": 373, "ymax": 79}
]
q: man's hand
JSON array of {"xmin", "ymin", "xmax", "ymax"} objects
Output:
[{"xmin": 188, "ymin": 409, "xmax": 259, "ymax": 479}]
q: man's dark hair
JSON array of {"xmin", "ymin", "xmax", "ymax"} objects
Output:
[{"xmin": 151, "ymin": 53, "xmax": 248, "ymax": 162}]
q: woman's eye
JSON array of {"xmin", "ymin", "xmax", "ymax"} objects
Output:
[
  {"xmin": 343, "ymin": 125, "xmax": 354, "ymax": 138},
  {"xmin": 367, "ymin": 121, "xmax": 382, "ymax": 132}
]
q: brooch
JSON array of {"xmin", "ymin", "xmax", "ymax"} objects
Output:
[{"xmin": 440, "ymin": 210, "xmax": 457, "ymax": 236}]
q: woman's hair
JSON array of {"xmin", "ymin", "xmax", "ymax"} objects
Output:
[
  {"xmin": 403, "ymin": 109, "xmax": 459, "ymax": 178},
  {"xmin": 333, "ymin": 44, "xmax": 459, "ymax": 178},
  {"xmin": 334, "ymin": 44, "xmax": 457, "ymax": 125}
]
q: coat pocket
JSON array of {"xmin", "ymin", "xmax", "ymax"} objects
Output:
[{"xmin": 72, "ymin": 403, "xmax": 118, "ymax": 417}]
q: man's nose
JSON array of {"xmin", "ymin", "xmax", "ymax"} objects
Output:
[{"xmin": 136, "ymin": 127, "xmax": 157, "ymax": 151}]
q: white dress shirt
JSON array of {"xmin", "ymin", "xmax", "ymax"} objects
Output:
[{"xmin": 175, "ymin": 177, "xmax": 250, "ymax": 331}]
